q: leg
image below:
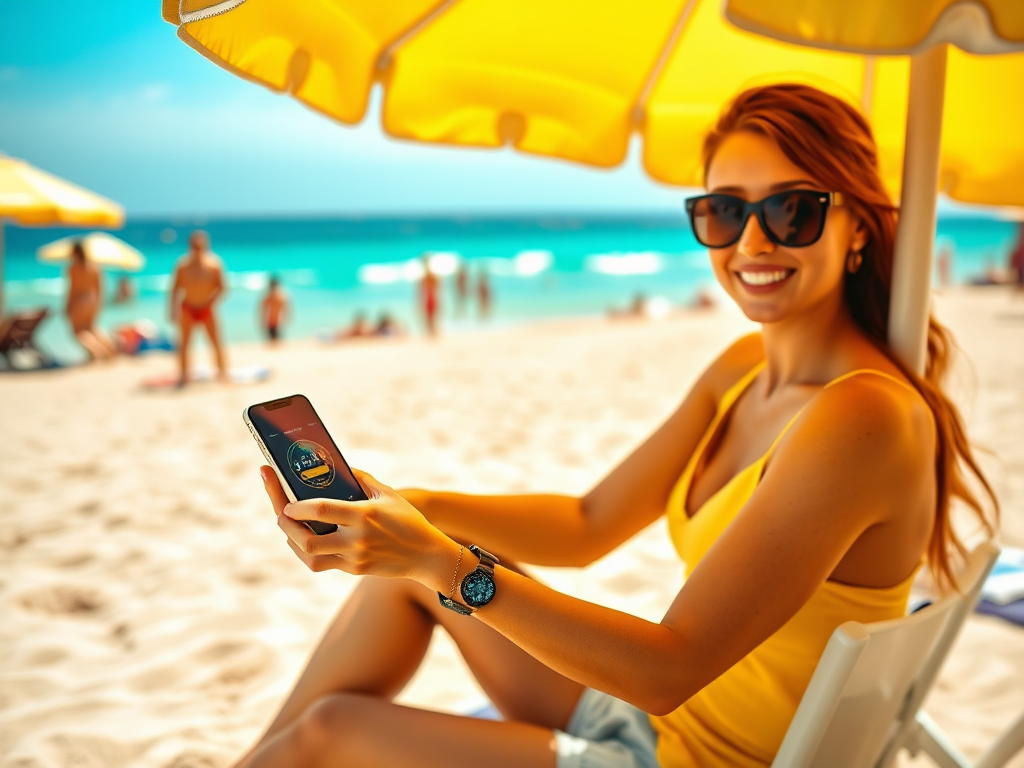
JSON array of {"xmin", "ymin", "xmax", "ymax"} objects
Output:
[
  {"xmin": 70, "ymin": 305, "xmax": 109, "ymax": 361},
  {"xmin": 93, "ymin": 328, "xmax": 118, "ymax": 359},
  {"xmin": 236, "ymin": 576, "xmax": 583, "ymax": 765},
  {"xmin": 247, "ymin": 693, "xmax": 558, "ymax": 768},
  {"xmin": 74, "ymin": 328, "xmax": 107, "ymax": 361},
  {"xmin": 178, "ymin": 312, "xmax": 194, "ymax": 384},
  {"xmin": 200, "ymin": 312, "xmax": 228, "ymax": 378}
]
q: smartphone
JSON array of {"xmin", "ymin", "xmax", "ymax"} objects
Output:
[{"xmin": 244, "ymin": 395, "xmax": 367, "ymax": 535}]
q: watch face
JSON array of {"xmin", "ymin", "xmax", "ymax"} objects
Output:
[{"xmin": 461, "ymin": 569, "xmax": 496, "ymax": 608}]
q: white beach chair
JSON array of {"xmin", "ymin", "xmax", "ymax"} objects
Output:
[{"xmin": 771, "ymin": 542, "xmax": 1003, "ymax": 768}]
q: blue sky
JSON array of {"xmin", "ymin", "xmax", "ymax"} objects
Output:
[{"xmin": 0, "ymin": 0, "xmax": 685, "ymax": 218}]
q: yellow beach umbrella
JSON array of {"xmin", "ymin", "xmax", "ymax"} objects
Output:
[
  {"xmin": 0, "ymin": 155, "xmax": 124, "ymax": 315},
  {"xmin": 162, "ymin": 0, "xmax": 1024, "ymax": 371},
  {"xmin": 38, "ymin": 232, "xmax": 145, "ymax": 272}
]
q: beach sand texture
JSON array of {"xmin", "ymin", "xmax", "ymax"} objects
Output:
[{"xmin": 1, "ymin": 289, "xmax": 1022, "ymax": 768}]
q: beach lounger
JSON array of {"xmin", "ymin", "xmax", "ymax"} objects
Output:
[
  {"xmin": 772, "ymin": 542, "xmax": 1006, "ymax": 768},
  {"xmin": 0, "ymin": 307, "xmax": 56, "ymax": 371}
]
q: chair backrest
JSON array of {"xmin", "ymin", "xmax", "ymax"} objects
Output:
[
  {"xmin": 772, "ymin": 542, "xmax": 999, "ymax": 768},
  {"xmin": 0, "ymin": 307, "xmax": 49, "ymax": 353}
]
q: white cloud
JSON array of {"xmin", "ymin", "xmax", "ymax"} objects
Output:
[{"xmin": 138, "ymin": 83, "xmax": 171, "ymax": 104}]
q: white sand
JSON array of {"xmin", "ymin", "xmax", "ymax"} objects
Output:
[{"xmin": 1, "ymin": 289, "xmax": 1021, "ymax": 768}]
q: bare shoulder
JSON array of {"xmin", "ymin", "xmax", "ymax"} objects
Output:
[
  {"xmin": 789, "ymin": 372, "xmax": 935, "ymax": 485},
  {"xmin": 204, "ymin": 252, "xmax": 226, "ymax": 272},
  {"xmin": 700, "ymin": 332, "xmax": 765, "ymax": 401}
]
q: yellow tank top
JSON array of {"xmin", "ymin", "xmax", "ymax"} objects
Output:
[{"xmin": 650, "ymin": 361, "xmax": 920, "ymax": 768}]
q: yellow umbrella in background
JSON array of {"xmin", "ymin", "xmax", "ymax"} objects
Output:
[
  {"xmin": 162, "ymin": 0, "xmax": 1024, "ymax": 371},
  {"xmin": 37, "ymin": 232, "xmax": 145, "ymax": 272},
  {"xmin": 0, "ymin": 155, "xmax": 125, "ymax": 316}
]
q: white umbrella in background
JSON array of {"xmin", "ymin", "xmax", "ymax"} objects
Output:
[{"xmin": 37, "ymin": 232, "xmax": 145, "ymax": 271}]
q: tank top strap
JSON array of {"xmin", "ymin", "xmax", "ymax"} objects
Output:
[
  {"xmin": 717, "ymin": 359, "xmax": 766, "ymax": 414},
  {"xmin": 762, "ymin": 368, "xmax": 917, "ymax": 464},
  {"xmin": 823, "ymin": 368, "xmax": 918, "ymax": 395}
]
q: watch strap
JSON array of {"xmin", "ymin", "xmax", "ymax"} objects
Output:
[
  {"xmin": 468, "ymin": 544, "xmax": 499, "ymax": 571},
  {"xmin": 437, "ymin": 592, "xmax": 475, "ymax": 615}
]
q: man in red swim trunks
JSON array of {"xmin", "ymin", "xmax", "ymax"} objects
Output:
[
  {"xmin": 170, "ymin": 230, "xmax": 228, "ymax": 385},
  {"xmin": 418, "ymin": 254, "xmax": 440, "ymax": 337}
]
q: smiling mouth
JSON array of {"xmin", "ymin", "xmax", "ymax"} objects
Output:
[{"xmin": 736, "ymin": 269, "xmax": 795, "ymax": 287}]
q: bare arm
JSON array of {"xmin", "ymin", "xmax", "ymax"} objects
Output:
[
  {"xmin": 210, "ymin": 258, "xmax": 226, "ymax": 303},
  {"xmin": 64, "ymin": 267, "xmax": 74, "ymax": 317},
  {"xmin": 405, "ymin": 335, "xmax": 761, "ymax": 566},
  {"xmin": 405, "ymin": 377, "xmax": 715, "ymax": 568},
  {"xmin": 169, "ymin": 265, "xmax": 182, "ymax": 322},
  {"xmin": 94, "ymin": 267, "xmax": 104, "ymax": 312},
  {"xmin": 274, "ymin": 376, "xmax": 931, "ymax": 714}
]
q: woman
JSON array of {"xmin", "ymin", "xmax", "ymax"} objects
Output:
[
  {"xmin": 65, "ymin": 241, "xmax": 116, "ymax": 361},
  {"xmin": 237, "ymin": 84, "xmax": 996, "ymax": 768}
]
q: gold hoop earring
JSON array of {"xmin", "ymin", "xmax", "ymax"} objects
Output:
[{"xmin": 847, "ymin": 251, "xmax": 863, "ymax": 274}]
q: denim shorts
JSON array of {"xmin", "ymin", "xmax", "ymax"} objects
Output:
[{"xmin": 554, "ymin": 688, "xmax": 660, "ymax": 768}]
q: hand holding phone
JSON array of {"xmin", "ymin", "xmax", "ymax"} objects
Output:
[
  {"xmin": 257, "ymin": 455, "xmax": 459, "ymax": 587},
  {"xmin": 244, "ymin": 395, "xmax": 367, "ymax": 535}
]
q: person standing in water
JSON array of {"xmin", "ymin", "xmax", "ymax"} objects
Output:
[
  {"xmin": 170, "ymin": 230, "xmax": 227, "ymax": 384},
  {"xmin": 454, "ymin": 261, "xmax": 470, "ymax": 316},
  {"xmin": 65, "ymin": 241, "xmax": 117, "ymax": 361},
  {"xmin": 260, "ymin": 275, "xmax": 289, "ymax": 344},
  {"xmin": 476, "ymin": 266, "xmax": 492, "ymax": 320},
  {"xmin": 418, "ymin": 254, "xmax": 440, "ymax": 336},
  {"xmin": 1009, "ymin": 222, "xmax": 1024, "ymax": 298}
]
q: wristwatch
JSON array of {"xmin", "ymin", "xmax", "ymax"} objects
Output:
[{"xmin": 437, "ymin": 545, "xmax": 499, "ymax": 615}]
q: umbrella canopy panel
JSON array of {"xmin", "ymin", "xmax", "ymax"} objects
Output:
[
  {"xmin": 164, "ymin": 0, "xmax": 1024, "ymax": 207},
  {"xmin": 0, "ymin": 156, "xmax": 124, "ymax": 227},
  {"xmin": 725, "ymin": 0, "xmax": 1024, "ymax": 55},
  {"xmin": 38, "ymin": 232, "xmax": 145, "ymax": 271}
]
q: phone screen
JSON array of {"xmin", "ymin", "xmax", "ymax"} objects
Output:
[{"xmin": 248, "ymin": 396, "xmax": 367, "ymax": 515}]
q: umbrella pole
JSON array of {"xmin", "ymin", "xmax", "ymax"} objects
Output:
[
  {"xmin": 888, "ymin": 44, "xmax": 948, "ymax": 376},
  {"xmin": 0, "ymin": 220, "xmax": 5, "ymax": 318}
]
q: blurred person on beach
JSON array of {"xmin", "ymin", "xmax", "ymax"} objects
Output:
[
  {"xmin": 689, "ymin": 286, "xmax": 716, "ymax": 310},
  {"xmin": 65, "ymin": 241, "xmax": 117, "ymax": 361},
  {"xmin": 476, "ymin": 266, "xmax": 492, "ymax": 320},
  {"xmin": 239, "ymin": 85, "xmax": 998, "ymax": 768},
  {"xmin": 936, "ymin": 239, "xmax": 953, "ymax": 288},
  {"xmin": 169, "ymin": 230, "xmax": 227, "ymax": 384},
  {"xmin": 333, "ymin": 311, "xmax": 370, "ymax": 341},
  {"xmin": 454, "ymin": 261, "xmax": 470, "ymax": 316},
  {"xmin": 260, "ymin": 275, "xmax": 290, "ymax": 344},
  {"xmin": 1009, "ymin": 222, "xmax": 1024, "ymax": 296},
  {"xmin": 418, "ymin": 254, "xmax": 441, "ymax": 336},
  {"xmin": 373, "ymin": 312, "xmax": 402, "ymax": 337},
  {"xmin": 608, "ymin": 291, "xmax": 648, "ymax": 320},
  {"xmin": 112, "ymin": 275, "xmax": 134, "ymax": 305}
]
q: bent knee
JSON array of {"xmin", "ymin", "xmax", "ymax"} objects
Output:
[{"xmin": 288, "ymin": 693, "xmax": 367, "ymax": 762}]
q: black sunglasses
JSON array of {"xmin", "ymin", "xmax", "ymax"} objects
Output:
[{"xmin": 685, "ymin": 190, "xmax": 843, "ymax": 249}]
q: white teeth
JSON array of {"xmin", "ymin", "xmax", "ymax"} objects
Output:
[{"xmin": 738, "ymin": 270, "xmax": 790, "ymax": 286}]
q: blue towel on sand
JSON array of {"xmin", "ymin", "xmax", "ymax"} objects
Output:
[{"xmin": 976, "ymin": 547, "xmax": 1024, "ymax": 627}]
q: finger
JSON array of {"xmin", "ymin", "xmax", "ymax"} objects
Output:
[
  {"xmin": 277, "ymin": 511, "xmax": 319, "ymax": 552},
  {"xmin": 277, "ymin": 510, "xmax": 360, "ymax": 557},
  {"xmin": 286, "ymin": 536, "xmax": 343, "ymax": 574},
  {"xmin": 284, "ymin": 496, "xmax": 359, "ymax": 526},
  {"xmin": 350, "ymin": 468, "xmax": 389, "ymax": 500},
  {"xmin": 260, "ymin": 466, "xmax": 289, "ymax": 516},
  {"xmin": 285, "ymin": 518, "xmax": 360, "ymax": 558}
]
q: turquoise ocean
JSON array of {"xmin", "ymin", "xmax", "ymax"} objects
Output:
[{"xmin": 3, "ymin": 214, "xmax": 1019, "ymax": 364}]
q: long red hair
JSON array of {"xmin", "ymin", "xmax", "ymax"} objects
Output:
[{"xmin": 702, "ymin": 83, "xmax": 997, "ymax": 591}]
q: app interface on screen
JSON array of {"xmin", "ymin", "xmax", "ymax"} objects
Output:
[{"xmin": 250, "ymin": 398, "xmax": 366, "ymax": 502}]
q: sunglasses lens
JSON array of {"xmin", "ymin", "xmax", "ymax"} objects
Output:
[
  {"xmin": 691, "ymin": 195, "xmax": 746, "ymax": 247},
  {"xmin": 763, "ymin": 191, "xmax": 825, "ymax": 247}
]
